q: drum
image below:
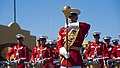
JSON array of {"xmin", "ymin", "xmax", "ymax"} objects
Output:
[
  {"xmin": 7, "ymin": 62, "xmax": 17, "ymax": 68},
  {"xmin": 53, "ymin": 59, "xmax": 60, "ymax": 65},
  {"xmin": 114, "ymin": 61, "xmax": 120, "ymax": 68},
  {"xmin": 0, "ymin": 61, "xmax": 7, "ymax": 68},
  {"xmin": 86, "ymin": 60, "xmax": 99, "ymax": 68},
  {"xmin": 36, "ymin": 63, "xmax": 43, "ymax": 68},
  {"xmin": 24, "ymin": 62, "xmax": 31, "ymax": 68},
  {"xmin": 31, "ymin": 62, "xmax": 43, "ymax": 68}
]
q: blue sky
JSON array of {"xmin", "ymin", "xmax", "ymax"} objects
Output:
[{"xmin": 0, "ymin": 0, "xmax": 120, "ymax": 42}]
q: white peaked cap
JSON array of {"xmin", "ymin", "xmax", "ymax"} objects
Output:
[
  {"xmin": 16, "ymin": 34, "xmax": 25, "ymax": 39},
  {"xmin": 37, "ymin": 35, "xmax": 48, "ymax": 40},
  {"xmin": 70, "ymin": 8, "xmax": 81, "ymax": 15},
  {"xmin": 103, "ymin": 35, "xmax": 111, "ymax": 40},
  {"xmin": 92, "ymin": 31, "xmax": 101, "ymax": 36},
  {"xmin": 112, "ymin": 38, "xmax": 119, "ymax": 42}
]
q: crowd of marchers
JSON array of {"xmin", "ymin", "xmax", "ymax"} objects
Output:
[
  {"xmin": 82, "ymin": 31, "xmax": 120, "ymax": 68},
  {"xmin": 3, "ymin": 32, "xmax": 120, "ymax": 68}
]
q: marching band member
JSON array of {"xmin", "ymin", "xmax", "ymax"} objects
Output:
[
  {"xmin": 103, "ymin": 36, "xmax": 113, "ymax": 58},
  {"xmin": 110, "ymin": 39, "xmax": 120, "ymax": 67},
  {"xmin": 103, "ymin": 36, "xmax": 113, "ymax": 67},
  {"xmin": 49, "ymin": 40, "xmax": 59, "ymax": 60},
  {"xmin": 83, "ymin": 31, "xmax": 108, "ymax": 68},
  {"xmin": 6, "ymin": 34, "xmax": 29, "ymax": 68},
  {"xmin": 111, "ymin": 39, "xmax": 120, "ymax": 59},
  {"xmin": 30, "ymin": 35, "xmax": 55, "ymax": 68},
  {"xmin": 57, "ymin": 6, "xmax": 90, "ymax": 68},
  {"xmin": 49, "ymin": 40, "xmax": 60, "ymax": 68}
]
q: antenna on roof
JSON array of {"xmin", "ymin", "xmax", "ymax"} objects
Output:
[{"xmin": 13, "ymin": 0, "xmax": 16, "ymax": 23}]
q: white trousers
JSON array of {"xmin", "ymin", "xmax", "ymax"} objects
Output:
[{"xmin": 60, "ymin": 66, "xmax": 81, "ymax": 68}]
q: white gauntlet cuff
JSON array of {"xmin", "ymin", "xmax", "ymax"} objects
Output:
[{"xmin": 59, "ymin": 47, "xmax": 70, "ymax": 59}]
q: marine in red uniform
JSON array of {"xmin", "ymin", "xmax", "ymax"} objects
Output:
[
  {"xmin": 111, "ymin": 39, "xmax": 120, "ymax": 59},
  {"xmin": 110, "ymin": 39, "xmax": 120, "ymax": 67},
  {"xmin": 30, "ymin": 35, "xmax": 55, "ymax": 68},
  {"xmin": 6, "ymin": 34, "xmax": 29, "ymax": 68},
  {"xmin": 103, "ymin": 36, "xmax": 113, "ymax": 58},
  {"xmin": 57, "ymin": 7, "xmax": 90, "ymax": 68},
  {"xmin": 48, "ymin": 40, "xmax": 60, "ymax": 68},
  {"xmin": 103, "ymin": 36, "xmax": 113, "ymax": 67},
  {"xmin": 83, "ymin": 31, "xmax": 108, "ymax": 68}
]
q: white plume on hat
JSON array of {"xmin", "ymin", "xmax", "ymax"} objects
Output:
[{"xmin": 16, "ymin": 34, "xmax": 25, "ymax": 39}]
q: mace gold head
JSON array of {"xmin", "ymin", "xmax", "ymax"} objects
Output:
[
  {"xmin": 62, "ymin": 6, "xmax": 71, "ymax": 19},
  {"xmin": 63, "ymin": 6, "xmax": 71, "ymax": 10}
]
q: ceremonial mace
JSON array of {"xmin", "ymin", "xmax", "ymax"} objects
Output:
[{"xmin": 62, "ymin": 6, "xmax": 71, "ymax": 68}]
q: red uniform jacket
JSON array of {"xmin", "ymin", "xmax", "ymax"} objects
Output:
[
  {"xmin": 84, "ymin": 42, "xmax": 108, "ymax": 59},
  {"xmin": 52, "ymin": 48, "xmax": 59, "ymax": 60},
  {"xmin": 106, "ymin": 45, "xmax": 114, "ymax": 59},
  {"xmin": 6, "ymin": 44, "xmax": 29, "ymax": 68},
  {"xmin": 111, "ymin": 44, "xmax": 120, "ymax": 59},
  {"xmin": 57, "ymin": 22, "xmax": 90, "ymax": 66},
  {"xmin": 30, "ymin": 45, "xmax": 53, "ymax": 67}
]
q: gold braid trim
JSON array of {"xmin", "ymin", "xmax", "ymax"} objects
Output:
[{"xmin": 63, "ymin": 29, "xmax": 80, "ymax": 50}]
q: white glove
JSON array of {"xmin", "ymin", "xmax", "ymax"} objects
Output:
[
  {"xmin": 13, "ymin": 58, "xmax": 20, "ymax": 63},
  {"xmin": 117, "ymin": 57, "xmax": 120, "ymax": 59},
  {"xmin": 59, "ymin": 47, "xmax": 70, "ymax": 59},
  {"xmin": 37, "ymin": 60, "xmax": 43, "ymax": 64},
  {"xmin": 87, "ymin": 57, "xmax": 92, "ymax": 60},
  {"xmin": 36, "ymin": 58, "xmax": 43, "ymax": 64}
]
